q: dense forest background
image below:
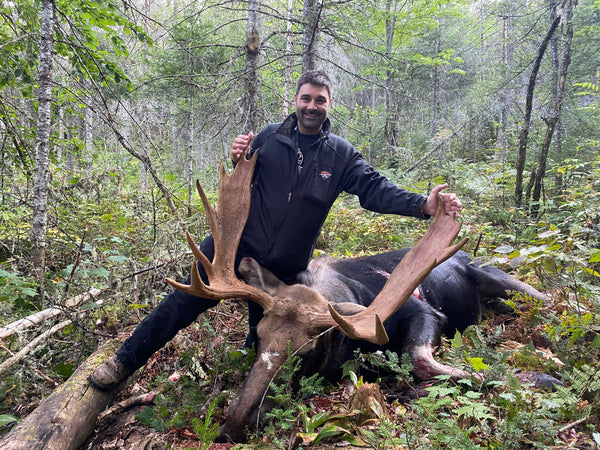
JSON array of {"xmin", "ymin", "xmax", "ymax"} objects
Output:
[{"xmin": 1, "ymin": 0, "xmax": 599, "ymax": 447}]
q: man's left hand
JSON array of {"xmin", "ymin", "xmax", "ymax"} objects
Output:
[{"xmin": 423, "ymin": 184, "xmax": 462, "ymax": 216}]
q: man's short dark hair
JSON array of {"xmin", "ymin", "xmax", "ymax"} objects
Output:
[{"xmin": 296, "ymin": 70, "xmax": 333, "ymax": 99}]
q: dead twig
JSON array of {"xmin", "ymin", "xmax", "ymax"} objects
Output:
[
  {"xmin": 559, "ymin": 417, "xmax": 587, "ymax": 433},
  {"xmin": 64, "ymin": 228, "xmax": 88, "ymax": 294},
  {"xmin": 199, "ymin": 375, "xmax": 223, "ymax": 418},
  {"xmin": 0, "ymin": 341, "xmax": 57, "ymax": 386},
  {"xmin": 0, "ymin": 320, "xmax": 72, "ymax": 377},
  {"xmin": 96, "ymin": 391, "xmax": 158, "ymax": 428}
]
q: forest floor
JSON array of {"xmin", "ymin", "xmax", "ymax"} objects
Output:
[{"xmin": 76, "ymin": 296, "xmax": 596, "ymax": 450}]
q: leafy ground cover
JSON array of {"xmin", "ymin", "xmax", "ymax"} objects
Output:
[
  {"xmin": 80, "ymin": 287, "xmax": 599, "ymax": 449},
  {"xmin": 1, "ymin": 160, "xmax": 599, "ymax": 448}
]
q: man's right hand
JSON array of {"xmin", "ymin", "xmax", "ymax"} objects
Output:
[{"xmin": 231, "ymin": 131, "xmax": 254, "ymax": 164}]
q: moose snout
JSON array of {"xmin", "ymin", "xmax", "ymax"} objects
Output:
[{"xmin": 238, "ymin": 257, "xmax": 257, "ymax": 276}]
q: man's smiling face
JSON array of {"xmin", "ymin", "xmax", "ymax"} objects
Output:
[{"xmin": 294, "ymin": 83, "xmax": 332, "ymax": 135}]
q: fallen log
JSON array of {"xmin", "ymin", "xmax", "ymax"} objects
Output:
[
  {"xmin": 0, "ymin": 288, "xmax": 102, "ymax": 340},
  {"xmin": 0, "ymin": 335, "xmax": 128, "ymax": 450}
]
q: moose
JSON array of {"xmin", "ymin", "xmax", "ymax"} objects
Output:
[{"xmin": 166, "ymin": 151, "xmax": 552, "ymax": 443}]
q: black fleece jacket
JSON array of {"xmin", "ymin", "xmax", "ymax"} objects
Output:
[{"xmin": 238, "ymin": 113, "xmax": 428, "ymax": 281}]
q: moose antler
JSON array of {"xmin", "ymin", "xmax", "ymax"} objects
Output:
[
  {"xmin": 165, "ymin": 151, "xmax": 274, "ymax": 310},
  {"xmin": 327, "ymin": 198, "xmax": 468, "ymax": 345}
]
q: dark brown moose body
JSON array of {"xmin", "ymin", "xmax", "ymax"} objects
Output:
[{"xmin": 166, "ymin": 152, "xmax": 550, "ymax": 443}]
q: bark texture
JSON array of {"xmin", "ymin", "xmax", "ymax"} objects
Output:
[
  {"xmin": 302, "ymin": 0, "xmax": 321, "ymax": 72},
  {"xmin": 242, "ymin": 0, "xmax": 261, "ymax": 134},
  {"xmin": 30, "ymin": 0, "xmax": 55, "ymax": 284},
  {"xmin": 514, "ymin": 11, "xmax": 562, "ymax": 206},
  {"xmin": 0, "ymin": 337, "xmax": 126, "ymax": 450},
  {"xmin": 531, "ymin": 0, "xmax": 573, "ymax": 214}
]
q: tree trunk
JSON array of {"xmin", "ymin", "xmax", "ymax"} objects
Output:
[
  {"xmin": 30, "ymin": 0, "xmax": 55, "ymax": 288},
  {"xmin": 497, "ymin": 11, "xmax": 513, "ymax": 161},
  {"xmin": 0, "ymin": 337, "xmax": 127, "ymax": 450},
  {"xmin": 171, "ymin": 104, "xmax": 179, "ymax": 170},
  {"xmin": 432, "ymin": 28, "xmax": 441, "ymax": 136},
  {"xmin": 283, "ymin": 0, "xmax": 294, "ymax": 117},
  {"xmin": 242, "ymin": 0, "xmax": 261, "ymax": 134},
  {"xmin": 187, "ymin": 65, "xmax": 194, "ymax": 217},
  {"xmin": 384, "ymin": 0, "xmax": 399, "ymax": 158},
  {"xmin": 514, "ymin": 11, "xmax": 562, "ymax": 207},
  {"xmin": 140, "ymin": 132, "xmax": 149, "ymax": 193},
  {"xmin": 302, "ymin": 0, "xmax": 321, "ymax": 72},
  {"xmin": 531, "ymin": 0, "xmax": 573, "ymax": 215},
  {"xmin": 84, "ymin": 94, "xmax": 93, "ymax": 175}
]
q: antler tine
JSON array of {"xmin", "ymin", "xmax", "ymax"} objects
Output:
[
  {"xmin": 195, "ymin": 178, "xmax": 219, "ymax": 249},
  {"xmin": 329, "ymin": 196, "xmax": 468, "ymax": 345},
  {"xmin": 165, "ymin": 151, "xmax": 275, "ymax": 310}
]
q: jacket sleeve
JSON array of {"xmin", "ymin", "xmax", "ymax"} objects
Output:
[{"xmin": 341, "ymin": 150, "xmax": 429, "ymax": 219}]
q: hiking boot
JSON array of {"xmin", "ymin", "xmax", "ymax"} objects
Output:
[{"xmin": 89, "ymin": 355, "xmax": 132, "ymax": 390}]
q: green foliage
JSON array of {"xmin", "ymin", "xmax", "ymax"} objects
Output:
[
  {"xmin": 297, "ymin": 404, "xmax": 356, "ymax": 446},
  {"xmin": 0, "ymin": 268, "xmax": 37, "ymax": 311},
  {"xmin": 261, "ymin": 342, "xmax": 326, "ymax": 439},
  {"xmin": 344, "ymin": 349, "xmax": 415, "ymax": 387},
  {"xmin": 54, "ymin": 0, "xmax": 153, "ymax": 87},
  {"xmin": 191, "ymin": 396, "xmax": 221, "ymax": 448},
  {"xmin": 52, "ymin": 361, "xmax": 75, "ymax": 381},
  {"xmin": 135, "ymin": 375, "xmax": 225, "ymax": 435},
  {"xmin": 411, "ymin": 379, "xmax": 493, "ymax": 448},
  {"xmin": 135, "ymin": 405, "xmax": 168, "ymax": 432},
  {"xmin": 401, "ymin": 336, "xmax": 583, "ymax": 448},
  {"xmin": 319, "ymin": 195, "xmax": 429, "ymax": 257},
  {"xmin": 0, "ymin": 414, "xmax": 18, "ymax": 428}
]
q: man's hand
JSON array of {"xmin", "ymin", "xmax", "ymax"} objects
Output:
[
  {"xmin": 231, "ymin": 131, "xmax": 254, "ymax": 164},
  {"xmin": 423, "ymin": 184, "xmax": 462, "ymax": 217}
]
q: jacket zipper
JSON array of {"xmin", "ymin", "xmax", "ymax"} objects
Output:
[{"xmin": 262, "ymin": 138, "xmax": 299, "ymax": 260}]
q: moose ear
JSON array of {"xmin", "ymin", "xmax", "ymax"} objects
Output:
[
  {"xmin": 330, "ymin": 302, "xmax": 367, "ymax": 316},
  {"xmin": 238, "ymin": 257, "xmax": 285, "ymax": 295}
]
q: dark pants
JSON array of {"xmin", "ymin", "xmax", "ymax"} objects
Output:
[{"xmin": 116, "ymin": 235, "xmax": 265, "ymax": 371}]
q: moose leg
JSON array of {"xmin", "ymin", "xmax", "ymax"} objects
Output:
[
  {"xmin": 396, "ymin": 302, "xmax": 470, "ymax": 380},
  {"xmin": 116, "ymin": 236, "xmax": 220, "ymax": 371},
  {"xmin": 217, "ymin": 344, "xmax": 286, "ymax": 443},
  {"xmin": 244, "ymin": 301, "xmax": 263, "ymax": 348}
]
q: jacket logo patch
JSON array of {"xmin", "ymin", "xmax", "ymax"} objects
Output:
[{"xmin": 319, "ymin": 171, "xmax": 332, "ymax": 180}]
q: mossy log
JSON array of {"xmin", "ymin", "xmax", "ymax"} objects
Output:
[{"xmin": 0, "ymin": 336, "xmax": 127, "ymax": 450}]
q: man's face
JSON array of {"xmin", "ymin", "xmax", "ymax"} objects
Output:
[{"xmin": 294, "ymin": 83, "xmax": 332, "ymax": 135}]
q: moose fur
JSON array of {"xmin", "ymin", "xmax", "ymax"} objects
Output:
[{"xmin": 217, "ymin": 248, "xmax": 551, "ymax": 442}]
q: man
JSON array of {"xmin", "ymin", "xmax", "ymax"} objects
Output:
[{"xmin": 89, "ymin": 70, "xmax": 461, "ymax": 389}]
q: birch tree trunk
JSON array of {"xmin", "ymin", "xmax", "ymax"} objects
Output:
[
  {"xmin": 140, "ymin": 134, "xmax": 149, "ymax": 193},
  {"xmin": 84, "ymin": 95, "xmax": 93, "ymax": 175},
  {"xmin": 187, "ymin": 74, "xmax": 194, "ymax": 217},
  {"xmin": 432, "ymin": 28, "xmax": 441, "ymax": 136},
  {"xmin": 30, "ymin": 0, "xmax": 55, "ymax": 289},
  {"xmin": 497, "ymin": 11, "xmax": 513, "ymax": 161},
  {"xmin": 384, "ymin": 0, "xmax": 399, "ymax": 157}
]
